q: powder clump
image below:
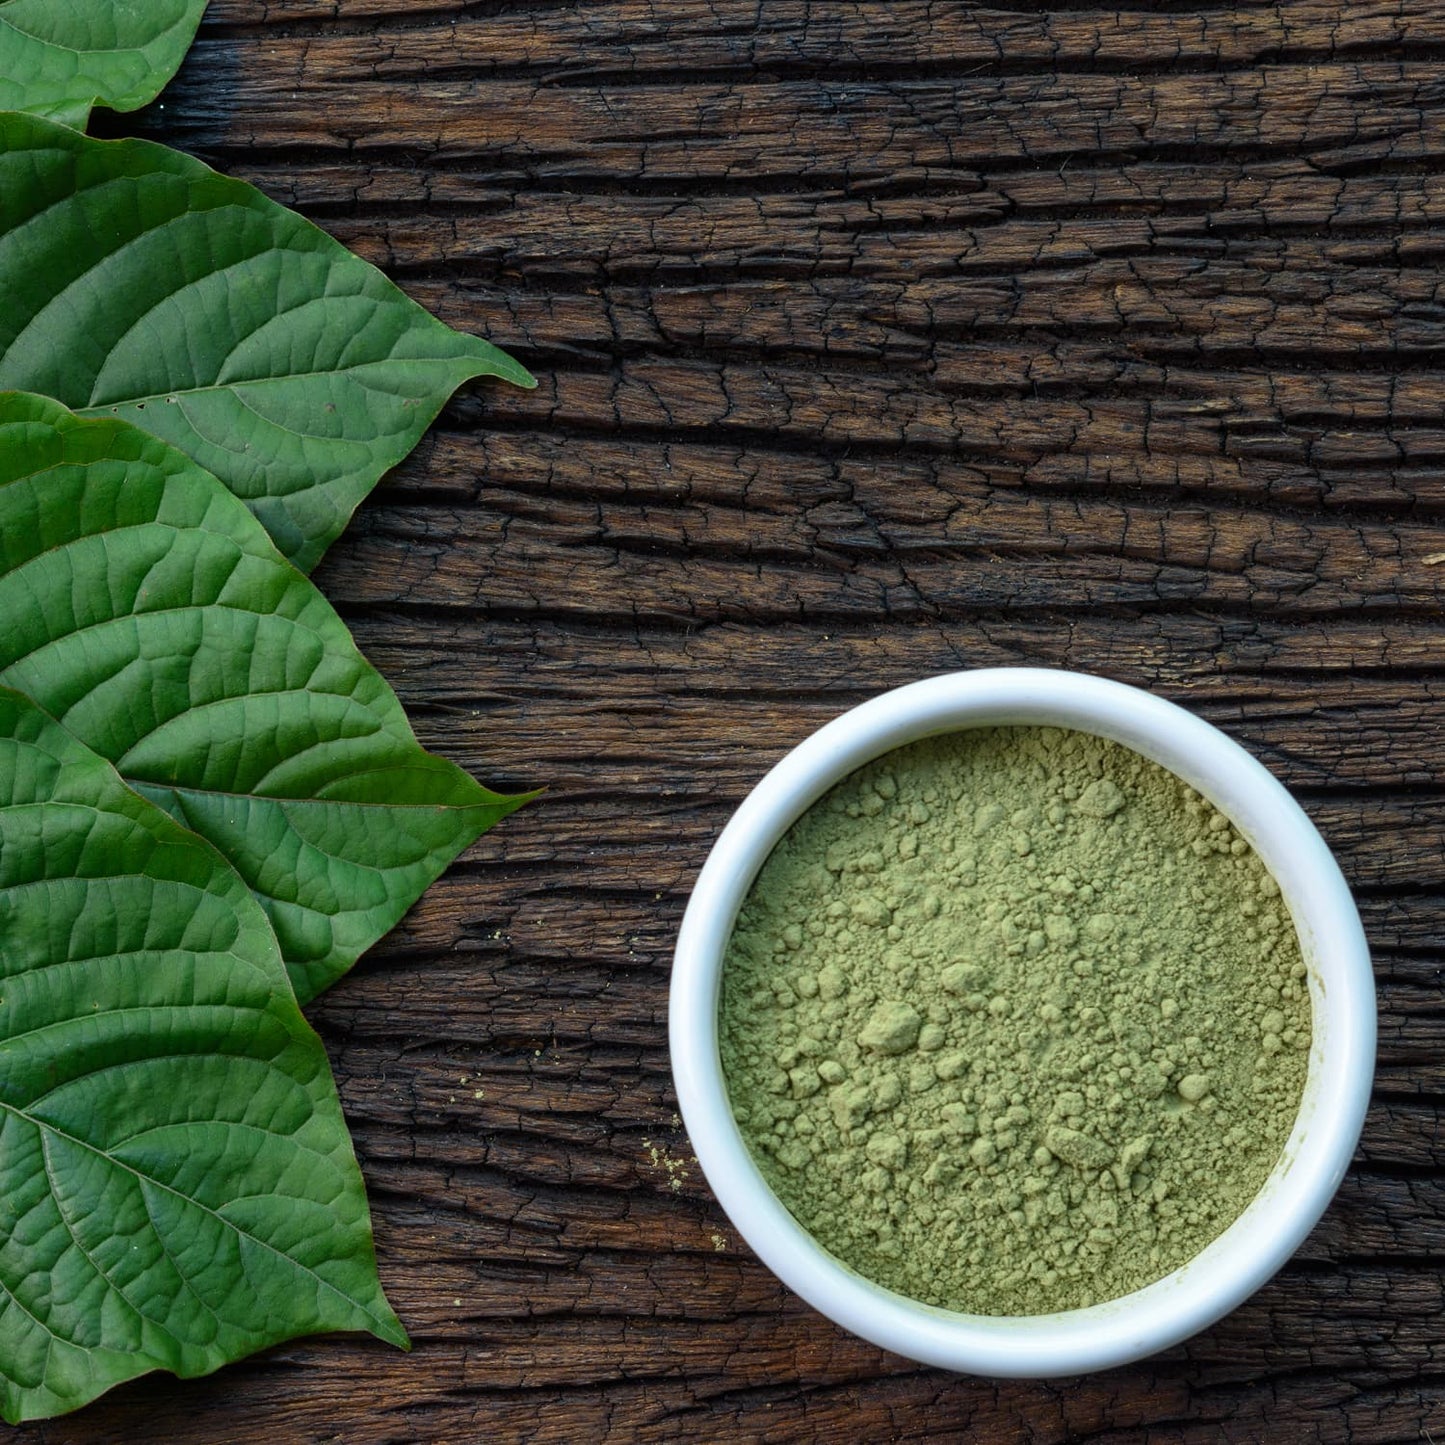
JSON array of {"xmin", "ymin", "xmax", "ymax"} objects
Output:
[
  {"xmin": 859, "ymin": 1001, "xmax": 923, "ymax": 1055},
  {"xmin": 718, "ymin": 726, "xmax": 1312, "ymax": 1315}
]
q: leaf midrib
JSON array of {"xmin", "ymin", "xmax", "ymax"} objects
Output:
[
  {"xmin": 3, "ymin": 193, "xmax": 476, "ymax": 410},
  {"xmin": 0, "ymin": 538, "xmax": 493, "ymax": 813},
  {"xmin": 0, "ymin": 28, "xmax": 162, "ymax": 63},
  {"xmin": 0, "ymin": 607, "xmax": 368, "ymax": 733},
  {"xmin": 81, "ymin": 353, "xmax": 494, "ymax": 414},
  {"xmin": 0, "ymin": 4, "xmax": 191, "ymax": 60},
  {"xmin": 145, "ymin": 777, "xmax": 494, "ymax": 813},
  {"xmin": 0, "ymin": 1096, "xmax": 395, "ymax": 1337},
  {"xmin": 2, "ymin": 1024, "xmax": 269, "ymax": 1085}
]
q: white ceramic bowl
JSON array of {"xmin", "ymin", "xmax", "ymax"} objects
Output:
[{"xmin": 669, "ymin": 667, "xmax": 1375, "ymax": 1377}]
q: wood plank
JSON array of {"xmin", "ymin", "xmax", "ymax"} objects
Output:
[
  {"xmin": 229, "ymin": 159, "xmax": 1445, "ymax": 239},
  {"xmin": 199, "ymin": 0, "xmax": 1445, "ymax": 75},
  {"xmin": 314, "ymin": 435, "xmax": 1445, "ymax": 622},
  {"xmin": 149, "ymin": 63, "xmax": 1445, "ymax": 181},
  {"xmin": 346, "ymin": 624, "xmax": 1445, "ymax": 803},
  {"xmin": 447, "ymin": 359, "xmax": 1445, "ymax": 463}
]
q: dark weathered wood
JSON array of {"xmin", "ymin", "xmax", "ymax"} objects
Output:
[
  {"xmin": 146, "ymin": 61, "xmax": 1445, "ymax": 180},
  {"xmin": 191, "ymin": 0, "xmax": 1445, "ymax": 74},
  {"xmin": 29, "ymin": 0, "xmax": 1445, "ymax": 1440}
]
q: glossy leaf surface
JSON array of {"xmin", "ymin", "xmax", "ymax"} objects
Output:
[
  {"xmin": 0, "ymin": 0, "xmax": 208, "ymax": 128},
  {"xmin": 0, "ymin": 685, "xmax": 407, "ymax": 1423},
  {"xmin": 0, "ymin": 392, "xmax": 528, "ymax": 1003},
  {"xmin": 0, "ymin": 111, "xmax": 534, "ymax": 572}
]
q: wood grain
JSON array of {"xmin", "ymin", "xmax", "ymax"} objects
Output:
[{"xmin": 35, "ymin": 0, "xmax": 1445, "ymax": 1440}]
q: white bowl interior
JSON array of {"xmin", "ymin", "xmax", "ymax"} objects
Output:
[{"xmin": 669, "ymin": 668, "xmax": 1376, "ymax": 1377}]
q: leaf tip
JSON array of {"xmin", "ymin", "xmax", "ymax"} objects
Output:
[
  {"xmin": 486, "ymin": 349, "xmax": 537, "ymax": 390},
  {"xmin": 374, "ymin": 1309, "xmax": 412, "ymax": 1353},
  {"xmin": 502, "ymin": 785, "xmax": 545, "ymax": 812}
]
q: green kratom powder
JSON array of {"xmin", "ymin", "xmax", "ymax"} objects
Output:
[{"xmin": 719, "ymin": 726, "xmax": 1312, "ymax": 1315}]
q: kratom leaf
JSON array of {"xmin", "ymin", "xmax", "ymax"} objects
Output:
[
  {"xmin": 0, "ymin": 392, "xmax": 529, "ymax": 1004},
  {"xmin": 0, "ymin": 684, "xmax": 407, "ymax": 1424},
  {"xmin": 0, "ymin": 0, "xmax": 209, "ymax": 129},
  {"xmin": 0, "ymin": 111, "xmax": 534, "ymax": 573}
]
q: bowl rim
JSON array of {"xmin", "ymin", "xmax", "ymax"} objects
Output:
[{"xmin": 668, "ymin": 667, "xmax": 1376, "ymax": 1377}]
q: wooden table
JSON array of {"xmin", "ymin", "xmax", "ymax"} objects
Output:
[{"xmin": 33, "ymin": 2, "xmax": 1445, "ymax": 1440}]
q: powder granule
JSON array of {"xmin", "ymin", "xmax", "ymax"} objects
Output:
[{"xmin": 718, "ymin": 726, "xmax": 1311, "ymax": 1315}]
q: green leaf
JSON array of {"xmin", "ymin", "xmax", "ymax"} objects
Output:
[
  {"xmin": 0, "ymin": 0, "xmax": 209, "ymax": 129},
  {"xmin": 0, "ymin": 684, "xmax": 407, "ymax": 1424},
  {"xmin": 0, "ymin": 392, "xmax": 530, "ymax": 1004},
  {"xmin": 0, "ymin": 110, "xmax": 534, "ymax": 573}
]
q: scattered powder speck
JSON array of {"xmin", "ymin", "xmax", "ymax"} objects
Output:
[
  {"xmin": 719, "ymin": 726, "xmax": 1311, "ymax": 1315},
  {"xmin": 643, "ymin": 1138, "xmax": 693, "ymax": 1193}
]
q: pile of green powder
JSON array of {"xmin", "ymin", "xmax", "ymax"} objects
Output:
[{"xmin": 719, "ymin": 726, "xmax": 1311, "ymax": 1316}]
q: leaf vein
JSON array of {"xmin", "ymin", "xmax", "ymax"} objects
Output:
[{"xmin": 0, "ymin": 1100, "xmax": 394, "ymax": 1336}]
